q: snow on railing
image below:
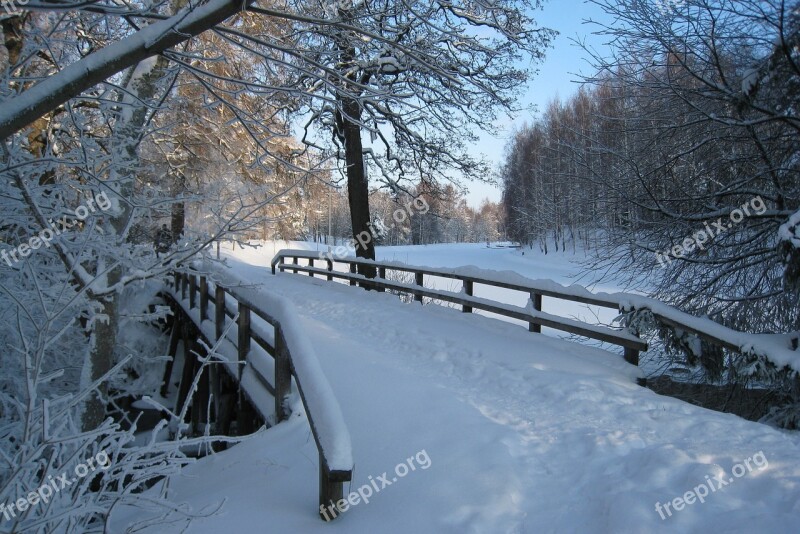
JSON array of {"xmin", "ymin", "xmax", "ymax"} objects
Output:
[{"xmin": 167, "ymin": 271, "xmax": 353, "ymax": 521}]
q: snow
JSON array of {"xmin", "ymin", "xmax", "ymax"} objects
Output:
[
  {"xmin": 779, "ymin": 209, "xmax": 800, "ymax": 249},
  {"xmin": 741, "ymin": 67, "xmax": 760, "ymax": 95},
  {"xmin": 111, "ymin": 242, "xmax": 800, "ymax": 532}
]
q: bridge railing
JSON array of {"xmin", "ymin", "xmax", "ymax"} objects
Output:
[
  {"xmin": 166, "ymin": 271, "xmax": 353, "ymax": 521},
  {"xmin": 270, "ymin": 249, "xmax": 800, "ymax": 380},
  {"xmin": 270, "ymin": 249, "xmax": 647, "ymax": 365}
]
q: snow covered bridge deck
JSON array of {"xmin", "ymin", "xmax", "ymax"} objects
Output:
[{"xmin": 115, "ymin": 246, "xmax": 800, "ymax": 533}]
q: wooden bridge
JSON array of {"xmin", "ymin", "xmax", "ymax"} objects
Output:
[{"xmin": 155, "ymin": 249, "xmax": 793, "ymax": 522}]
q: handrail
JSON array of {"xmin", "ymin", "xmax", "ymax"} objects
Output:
[
  {"xmin": 167, "ymin": 271, "xmax": 353, "ymax": 520},
  {"xmin": 270, "ymin": 249, "xmax": 800, "ymax": 375},
  {"xmin": 270, "ymin": 249, "xmax": 648, "ymax": 366}
]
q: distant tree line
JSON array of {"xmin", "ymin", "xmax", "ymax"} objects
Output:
[
  {"xmin": 501, "ymin": 0, "xmax": 800, "ymax": 409},
  {"xmin": 281, "ymin": 183, "xmax": 503, "ymax": 247}
]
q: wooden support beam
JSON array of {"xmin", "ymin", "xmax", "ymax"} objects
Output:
[
  {"xmin": 176, "ymin": 319, "xmax": 195, "ymax": 417},
  {"xmin": 215, "ymin": 285, "xmax": 225, "ymax": 340},
  {"xmin": 199, "ymin": 276, "xmax": 208, "ymax": 321},
  {"xmin": 161, "ymin": 309, "xmax": 181, "ymax": 397},
  {"xmin": 193, "ymin": 355, "xmax": 210, "ymax": 434},
  {"xmin": 414, "ymin": 272, "xmax": 424, "ymax": 302},
  {"xmin": 462, "ymin": 280, "xmax": 473, "ymax": 313},
  {"xmin": 308, "ymin": 258, "xmax": 315, "ymax": 277},
  {"xmin": 529, "ymin": 292, "xmax": 542, "ymax": 333},
  {"xmin": 237, "ymin": 302, "xmax": 251, "ymax": 380},
  {"xmin": 349, "ymin": 263, "xmax": 357, "ymax": 286},
  {"xmin": 216, "ymin": 373, "xmax": 236, "ymax": 438},
  {"xmin": 319, "ymin": 453, "xmax": 344, "ymax": 521},
  {"xmin": 377, "ymin": 267, "xmax": 386, "ymax": 293},
  {"xmin": 238, "ymin": 392, "xmax": 256, "ymax": 435},
  {"xmin": 236, "ymin": 302, "xmax": 252, "ymax": 434},
  {"xmin": 189, "ymin": 274, "xmax": 196, "ymax": 309},
  {"xmin": 274, "ymin": 324, "xmax": 292, "ymax": 422},
  {"xmin": 326, "ymin": 259, "xmax": 333, "ymax": 281}
]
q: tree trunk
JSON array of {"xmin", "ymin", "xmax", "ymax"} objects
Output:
[{"xmin": 336, "ymin": 99, "xmax": 376, "ymax": 279}]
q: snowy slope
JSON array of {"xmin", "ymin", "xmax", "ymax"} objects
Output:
[{"xmin": 112, "ymin": 243, "xmax": 800, "ymax": 533}]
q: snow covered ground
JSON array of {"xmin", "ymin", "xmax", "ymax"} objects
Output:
[{"xmin": 113, "ymin": 242, "xmax": 800, "ymax": 533}]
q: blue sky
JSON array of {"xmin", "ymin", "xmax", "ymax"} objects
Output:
[{"xmin": 464, "ymin": 0, "xmax": 611, "ymax": 207}]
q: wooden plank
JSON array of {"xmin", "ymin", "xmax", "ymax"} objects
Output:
[
  {"xmin": 414, "ymin": 272, "xmax": 423, "ymax": 303},
  {"xmin": 308, "ymin": 257, "xmax": 315, "ymax": 277},
  {"xmin": 326, "ymin": 259, "xmax": 333, "ymax": 281}
]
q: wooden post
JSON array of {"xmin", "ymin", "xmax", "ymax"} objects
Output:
[
  {"xmin": 192, "ymin": 345, "xmax": 209, "ymax": 434},
  {"xmin": 274, "ymin": 324, "xmax": 291, "ymax": 422},
  {"xmin": 462, "ymin": 280, "xmax": 473, "ymax": 313},
  {"xmin": 237, "ymin": 302, "xmax": 251, "ymax": 380},
  {"xmin": 625, "ymin": 346, "xmax": 646, "ymax": 387},
  {"xmin": 292, "ymin": 256, "xmax": 299, "ymax": 274},
  {"xmin": 326, "ymin": 259, "xmax": 333, "ymax": 281},
  {"xmin": 216, "ymin": 374, "xmax": 236, "ymax": 438},
  {"xmin": 215, "ymin": 285, "xmax": 225, "ymax": 341},
  {"xmin": 209, "ymin": 364, "xmax": 221, "ymax": 431},
  {"xmin": 161, "ymin": 306, "xmax": 181, "ymax": 397},
  {"xmin": 238, "ymin": 394, "xmax": 256, "ymax": 435},
  {"xmin": 199, "ymin": 276, "xmax": 208, "ymax": 321},
  {"xmin": 529, "ymin": 292, "xmax": 542, "ymax": 333},
  {"xmin": 176, "ymin": 319, "xmax": 195, "ymax": 417},
  {"xmin": 349, "ymin": 263, "xmax": 357, "ymax": 286},
  {"xmin": 319, "ymin": 454, "xmax": 344, "ymax": 521},
  {"xmin": 237, "ymin": 302, "xmax": 252, "ymax": 435},
  {"xmin": 308, "ymin": 257, "xmax": 315, "ymax": 277},
  {"xmin": 624, "ymin": 347, "xmax": 639, "ymax": 366},
  {"xmin": 414, "ymin": 272, "xmax": 423, "ymax": 302},
  {"xmin": 189, "ymin": 274, "xmax": 197, "ymax": 309},
  {"xmin": 181, "ymin": 273, "xmax": 188, "ymax": 300},
  {"xmin": 377, "ymin": 267, "xmax": 386, "ymax": 293}
]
